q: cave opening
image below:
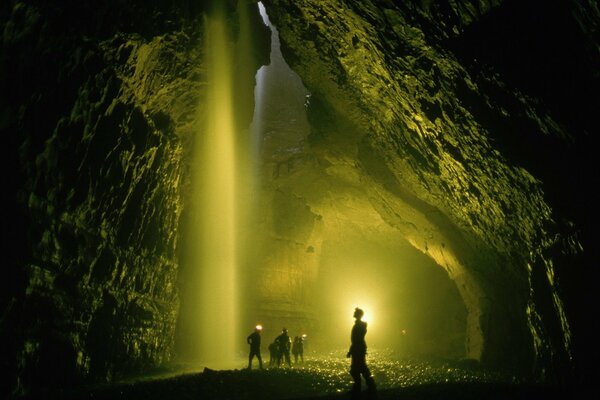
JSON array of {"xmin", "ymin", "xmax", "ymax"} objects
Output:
[
  {"xmin": 314, "ymin": 231, "xmax": 467, "ymax": 360},
  {"xmin": 176, "ymin": 0, "xmax": 469, "ymax": 372}
]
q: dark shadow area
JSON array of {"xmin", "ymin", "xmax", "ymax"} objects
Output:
[
  {"xmin": 445, "ymin": 1, "xmax": 599, "ymax": 386},
  {"xmin": 446, "ymin": 0, "xmax": 598, "ymax": 224}
]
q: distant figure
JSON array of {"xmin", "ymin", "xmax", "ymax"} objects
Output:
[
  {"xmin": 292, "ymin": 335, "xmax": 304, "ymax": 364},
  {"xmin": 301, "ymin": 333, "xmax": 307, "ymax": 353},
  {"xmin": 346, "ymin": 307, "xmax": 376, "ymax": 394},
  {"xmin": 275, "ymin": 328, "xmax": 292, "ymax": 367},
  {"xmin": 268, "ymin": 340, "xmax": 279, "ymax": 366},
  {"xmin": 247, "ymin": 325, "xmax": 263, "ymax": 370}
]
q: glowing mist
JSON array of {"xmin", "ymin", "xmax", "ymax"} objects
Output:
[{"xmin": 195, "ymin": 10, "xmax": 238, "ymax": 367}]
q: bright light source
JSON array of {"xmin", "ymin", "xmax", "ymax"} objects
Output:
[
  {"xmin": 256, "ymin": 324, "xmax": 263, "ymax": 331},
  {"xmin": 353, "ymin": 305, "xmax": 373, "ymax": 324}
]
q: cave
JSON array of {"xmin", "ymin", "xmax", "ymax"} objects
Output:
[{"xmin": 2, "ymin": 0, "xmax": 597, "ymax": 399}]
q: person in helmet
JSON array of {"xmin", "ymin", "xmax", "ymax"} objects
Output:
[
  {"xmin": 275, "ymin": 328, "xmax": 292, "ymax": 367},
  {"xmin": 268, "ymin": 339, "xmax": 279, "ymax": 366},
  {"xmin": 247, "ymin": 324, "xmax": 264, "ymax": 370},
  {"xmin": 292, "ymin": 335, "xmax": 304, "ymax": 364},
  {"xmin": 346, "ymin": 307, "xmax": 376, "ymax": 394}
]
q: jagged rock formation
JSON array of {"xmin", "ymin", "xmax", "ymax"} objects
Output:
[
  {"xmin": 2, "ymin": 1, "xmax": 268, "ymax": 396},
  {"xmin": 1, "ymin": 0, "xmax": 597, "ymax": 397},
  {"xmin": 261, "ymin": 0, "xmax": 597, "ymax": 380}
]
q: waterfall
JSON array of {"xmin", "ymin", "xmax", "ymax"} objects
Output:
[{"xmin": 194, "ymin": 2, "xmax": 239, "ymax": 368}]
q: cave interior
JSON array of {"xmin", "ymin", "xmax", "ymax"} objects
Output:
[{"xmin": 2, "ymin": 0, "xmax": 598, "ymax": 398}]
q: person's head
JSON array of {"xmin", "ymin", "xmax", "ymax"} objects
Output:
[
  {"xmin": 282, "ymin": 328, "xmax": 288, "ymax": 334},
  {"xmin": 255, "ymin": 324, "xmax": 263, "ymax": 332},
  {"xmin": 353, "ymin": 307, "xmax": 364, "ymax": 320}
]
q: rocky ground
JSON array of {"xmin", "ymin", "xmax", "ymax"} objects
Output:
[{"xmin": 18, "ymin": 349, "xmax": 584, "ymax": 400}]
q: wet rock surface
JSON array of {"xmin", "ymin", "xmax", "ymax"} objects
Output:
[
  {"xmin": 262, "ymin": 0, "xmax": 596, "ymax": 380},
  {"xmin": 22, "ymin": 350, "xmax": 566, "ymax": 400}
]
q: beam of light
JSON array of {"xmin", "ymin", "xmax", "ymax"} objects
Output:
[{"xmin": 194, "ymin": 5, "xmax": 238, "ymax": 368}]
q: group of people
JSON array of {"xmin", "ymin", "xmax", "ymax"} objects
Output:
[
  {"xmin": 247, "ymin": 307, "xmax": 376, "ymax": 395},
  {"xmin": 268, "ymin": 329, "xmax": 306, "ymax": 367},
  {"xmin": 247, "ymin": 327, "xmax": 305, "ymax": 369}
]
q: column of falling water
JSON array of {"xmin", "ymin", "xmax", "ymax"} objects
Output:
[{"xmin": 196, "ymin": 4, "xmax": 238, "ymax": 368}]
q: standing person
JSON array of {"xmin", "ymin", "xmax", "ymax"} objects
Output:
[
  {"xmin": 292, "ymin": 335, "xmax": 304, "ymax": 364},
  {"xmin": 268, "ymin": 339, "xmax": 279, "ymax": 367},
  {"xmin": 247, "ymin": 325, "xmax": 264, "ymax": 370},
  {"xmin": 301, "ymin": 334, "xmax": 308, "ymax": 358},
  {"xmin": 346, "ymin": 307, "xmax": 376, "ymax": 394},
  {"xmin": 275, "ymin": 328, "xmax": 292, "ymax": 367}
]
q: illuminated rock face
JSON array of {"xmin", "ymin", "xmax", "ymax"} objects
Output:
[
  {"xmin": 240, "ymin": 6, "xmax": 469, "ymax": 361},
  {"xmin": 1, "ymin": 0, "xmax": 596, "ymax": 396},
  {"xmin": 2, "ymin": 2, "xmax": 206, "ymax": 392},
  {"xmin": 261, "ymin": 0, "xmax": 595, "ymax": 380}
]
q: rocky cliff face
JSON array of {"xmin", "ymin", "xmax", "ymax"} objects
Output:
[
  {"xmin": 2, "ymin": 0, "xmax": 268, "ymax": 396},
  {"xmin": 2, "ymin": 0, "xmax": 596, "ymax": 397},
  {"xmin": 2, "ymin": 1, "xmax": 194, "ymax": 393},
  {"xmin": 261, "ymin": 0, "xmax": 596, "ymax": 381}
]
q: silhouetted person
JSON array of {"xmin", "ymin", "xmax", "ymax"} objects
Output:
[
  {"xmin": 292, "ymin": 335, "xmax": 304, "ymax": 364},
  {"xmin": 275, "ymin": 328, "xmax": 292, "ymax": 367},
  {"xmin": 268, "ymin": 340, "xmax": 279, "ymax": 366},
  {"xmin": 347, "ymin": 307, "xmax": 376, "ymax": 394},
  {"xmin": 247, "ymin": 325, "xmax": 263, "ymax": 370}
]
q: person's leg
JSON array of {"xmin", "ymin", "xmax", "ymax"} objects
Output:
[
  {"xmin": 362, "ymin": 364, "xmax": 376, "ymax": 392},
  {"xmin": 350, "ymin": 365, "xmax": 361, "ymax": 392},
  {"xmin": 248, "ymin": 353, "xmax": 254, "ymax": 369},
  {"xmin": 350, "ymin": 356, "xmax": 362, "ymax": 393},
  {"xmin": 257, "ymin": 352, "xmax": 263, "ymax": 369}
]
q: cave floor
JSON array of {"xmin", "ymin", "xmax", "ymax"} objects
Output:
[{"xmin": 23, "ymin": 349, "xmax": 580, "ymax": 400}]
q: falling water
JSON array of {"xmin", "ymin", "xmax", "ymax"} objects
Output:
[
  {"xmin": 194, "ymin": 3, "xmax": 239, "ymax": 368},
  {"xmin": 187, "ymin": 0, "xmax": 308, "ymax": 368}
]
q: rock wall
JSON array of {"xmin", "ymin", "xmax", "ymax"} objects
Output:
[
  {"xmin": 2, "ymin": 0, "xmax": 268, "ymax": 397},
  {"xmin": 262, "ymin": 0, "xmax": 596, "ymax": 380}
]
